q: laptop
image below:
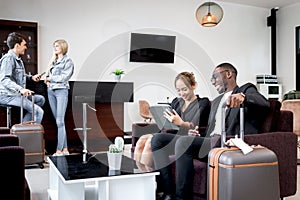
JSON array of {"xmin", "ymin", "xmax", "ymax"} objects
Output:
[{"xmin": 149, "ymin": 105, "xmax": 179, "ymax": 131}]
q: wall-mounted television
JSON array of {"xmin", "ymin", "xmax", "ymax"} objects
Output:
[{"xmin": 129, "ymin": 33, "xmax": 176, "ymax": 63}]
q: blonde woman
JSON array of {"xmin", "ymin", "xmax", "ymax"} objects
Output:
[
  {"xmin": 134, "ymin": 72, "xmax": 210, "ymax": 170},
  {"xmin": 45, "ymin": 39, "xmax": 74, "ymax": 156}
]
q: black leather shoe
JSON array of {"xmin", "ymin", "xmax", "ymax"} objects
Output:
[
  {"xmin": 163, "ymin": 194, "xmax": 174, "ymax": 200},
  {"xmin": 156, "ymin": 193, "xmax": 174, "ymax": 200}
]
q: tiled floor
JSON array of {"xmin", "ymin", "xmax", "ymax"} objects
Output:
[{"xmin": 25, "ymin": 144, "xmax": 300, "ymax": 200}]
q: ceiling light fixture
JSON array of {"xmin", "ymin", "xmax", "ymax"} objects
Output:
[{"xmin": 196, "ymin": 2, "xmax": 223, "ymax": 27}]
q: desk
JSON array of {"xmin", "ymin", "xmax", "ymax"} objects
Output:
[
  {"xmin": 25, "ymin": 81, "xmax": 134, "ymax": 153},
  {"xmin": 47, "ymin": 153, "xmax": 158, "ymax": 200}
]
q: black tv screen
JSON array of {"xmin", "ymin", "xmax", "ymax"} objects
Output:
[{"xmin": 129, "ymin": 33, "xmax": 176, "ymax": 63}]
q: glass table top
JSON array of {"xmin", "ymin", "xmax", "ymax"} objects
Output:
[{"xmin": 48, "ymin": 153, "xmax": 152, "ymax": 181}]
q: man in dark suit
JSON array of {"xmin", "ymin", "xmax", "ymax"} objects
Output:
[{"xmin": 151, "ymin": 62, "xmax": 270, "ymax": 200}]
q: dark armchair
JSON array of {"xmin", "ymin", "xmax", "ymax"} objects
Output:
[
  {"xmin": 0, "ymin": 134, "xmax": 31, "ymax": 200},
  {"xmin": 131, "ymin": 100, "xmax": 298, "ymax": 199}
]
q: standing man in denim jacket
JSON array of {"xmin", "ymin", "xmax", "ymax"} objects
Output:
[
  {"xmin": 45, "ymin": 39, "xmax": 74, "ymax": 156},
  {"xmin": 0, "ymin": 32, "xmax": 45, "ymax": 124}
]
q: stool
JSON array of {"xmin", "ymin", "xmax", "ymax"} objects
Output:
[{"xmin": 0, "ymin": 105, "xmax": 12, "ymax": 129}]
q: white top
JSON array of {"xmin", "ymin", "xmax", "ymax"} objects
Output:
[{"xmin": 210, "ymin": 91, "xmax": 232, "ymax": 136}]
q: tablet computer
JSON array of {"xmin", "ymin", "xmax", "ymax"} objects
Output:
[{"xmin": 149, "ymin": 105, "xmax": 179, "ymax": 131}]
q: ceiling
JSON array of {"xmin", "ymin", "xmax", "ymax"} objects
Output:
[{"xmin": 220, "ymin": 0, "xmax": 299, "ymax": 9}]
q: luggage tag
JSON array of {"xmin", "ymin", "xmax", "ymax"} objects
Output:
[{"xmin": 226, "ymin": 136, "xmax": 254, "ymax": 155}]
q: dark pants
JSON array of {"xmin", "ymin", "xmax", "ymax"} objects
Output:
[{"xmin": 151, "ymin": 133, "xmax": 212, "ymax": 200}]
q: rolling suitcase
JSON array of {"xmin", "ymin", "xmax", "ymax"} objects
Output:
[
  {"xmin": 207, "ymin": 104, "xmax": 280, "ymax": 200},
  {"xmin": 10, "ymin": 95, "xmax": 44, "ymax": 168}
]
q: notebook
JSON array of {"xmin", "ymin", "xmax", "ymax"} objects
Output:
[{"xmin": 149, "ymin": 105, "xmax": 179, "ymax": 131}]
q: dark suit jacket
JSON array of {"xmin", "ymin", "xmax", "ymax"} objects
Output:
[{"xmin": 205, "ymin": 83, "xmax": 270, "ymax": 136}]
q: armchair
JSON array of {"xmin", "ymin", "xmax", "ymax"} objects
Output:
[
  {"xmin": 139, "ymin": 100, "xmax": 153, "ymax": 122},
  {"xmin": 0, "ymin": 134, "xmax": 31, "ymax": 200},
  {"xmin": 131, "ymin": 100, "xmax": 297, "ymax": 200},
  {"xmin": 281, "ymin": 99, "xmax": 300, "ymax": 136}
]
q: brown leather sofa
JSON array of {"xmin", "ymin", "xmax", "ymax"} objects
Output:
[
  {"xmin": 0, "ymin": 134, "xmax": 31, "ymax": 200},
  {"xmin": 131, "ymin": 100, "xmax": 297, "ymax": 199}
]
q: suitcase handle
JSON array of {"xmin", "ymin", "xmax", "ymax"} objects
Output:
[
  {"xmin": 221, "ymin": 103, "xmax": 244, "ymax": 147},
  {"xmin": 20, "ymin": 95, "xmax": 35, "ymax": 124}
]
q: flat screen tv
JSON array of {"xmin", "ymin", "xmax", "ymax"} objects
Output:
[{"xmin": 129, "ymin": 33, "xmax": 176, "ymax": 63}]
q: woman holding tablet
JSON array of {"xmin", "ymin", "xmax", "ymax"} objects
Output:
[{"xmin": 134, "ymin": 71, "xmax": 210, "ymax": 170}]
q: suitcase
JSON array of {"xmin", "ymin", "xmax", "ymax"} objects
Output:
[
  {"xmin": 207, "ymin": 104, "xmax": 280, "ymax": 200},
  {"xmin": 0, "ymin": 105, "xmax": 11, "ymax": 134},
  {"xmin": 10, "ymin": 95, "xmax": 44, "ymax": 169}
]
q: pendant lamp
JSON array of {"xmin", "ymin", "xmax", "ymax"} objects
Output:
[{"xmin": 196, "ymin": 2, "xmax": 223, "ymax": 27}]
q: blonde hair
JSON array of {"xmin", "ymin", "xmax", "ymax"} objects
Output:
[{"xmin": 48, "ymin": 39, "xmax": 69, "ymax": 67}]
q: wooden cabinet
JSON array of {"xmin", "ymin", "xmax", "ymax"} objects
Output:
[{"xmin": 0, "ymin": 19, "xmax": 38, "ymax": 74}]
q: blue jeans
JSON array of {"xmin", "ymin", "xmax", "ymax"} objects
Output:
[
  {"xmin": 0, "ymin": 94, "xmax": 45, "ymax": 124},
  {"xmin": 47, "ymin": 88, "xmax": 68, "ymax": 151}
]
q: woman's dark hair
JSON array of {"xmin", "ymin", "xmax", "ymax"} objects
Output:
[
  {"xmin": 7, "ymin": 32, "xmax": 26, "ymax": 49},
  {"xmin": 174, "ymin": 71, "xmax": 196, "ymax": 88}
]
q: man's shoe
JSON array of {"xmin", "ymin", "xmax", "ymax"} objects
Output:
[
  {"xmin": 163, "ymin": 194, "xmax": 174, "ymax": 200},
  {"xmin": 156, "ymin": 192, "xmax": 164, "ymax": 200}
]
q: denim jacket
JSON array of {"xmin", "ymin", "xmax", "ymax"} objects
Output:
[
  {"xmin": 48, "ymin": 54, "xmax": 74, "ymax": 90},
  {"xmin": 0, "ymin": 50, "xmax": 31, "ymax": 95}
]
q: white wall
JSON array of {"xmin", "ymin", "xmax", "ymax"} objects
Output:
[
  {"xmin": 0, "ymin": 0, "xmax": 272, "ymax": 131},
  {"xmin": 277, "ymin": 2, "xmax": 300, "ymax": 93}
]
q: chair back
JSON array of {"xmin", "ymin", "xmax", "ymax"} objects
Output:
[
  {"xmin": 139, "ymin": 100, "xmax": 153, "ymax": 122},
  {"xmin": 260, "ymin": 99, "xmax": 282, "ymax": 133},
  {"xmin": 281, "ymin": 99, "xmax": 300, "ymax": 136}
]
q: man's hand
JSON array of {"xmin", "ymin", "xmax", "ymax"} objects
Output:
[
  {"xmin": 188, "ymin": 126, "xmax": 200, "ymax": 136},
  {"xmin": 31, "ymin": 74, "xmax": 42, "ymax": 82},
  {"xmin": 226, "ymin": 92, "xmax": 246, "ymax": 108},
  {"xmin": 19, "ymin": 88, "xmax": 34, "ymax": 96}
]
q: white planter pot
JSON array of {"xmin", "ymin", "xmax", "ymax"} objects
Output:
[
  {"xmin": 107, "ymin": 152, "xmax": 122, "ymax": 170},
  {"xmin": 115, "ymin": 75, "xmax": 121, "ymax": 81}
]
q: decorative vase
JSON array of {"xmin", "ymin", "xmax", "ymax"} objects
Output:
[{"xmin": 107, "ymin": 152, "xmax": 122, "ymax": 170}]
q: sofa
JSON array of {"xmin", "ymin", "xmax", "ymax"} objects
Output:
[
  {"xmin": 0, "ymin": 134, "xmax": 31, "ymax": 200},
  {"xmin": 131, "ymin": 100, "xmax": 298, "ymax": 199}
]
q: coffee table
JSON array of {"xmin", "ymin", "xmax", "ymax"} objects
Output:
[{"xmin": 47, "ymin": 153, "xmax": 159, "ymax": 200}]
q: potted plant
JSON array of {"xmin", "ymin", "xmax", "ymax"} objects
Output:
[
  {"xmin": 112, "ymin": 69, "xmax": 125, "ymax": 81},
  {"xmin": 107, "ymin": 137, "xmax": 124, "ymax": 170}
]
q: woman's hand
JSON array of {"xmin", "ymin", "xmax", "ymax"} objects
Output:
[
  {"xmin": 164, "ymin": 109, "xmax": 184, "ymax": 126},
  {"xmin": 44, "ymin": 77, "xmax": 50, "ymax": 87}
]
